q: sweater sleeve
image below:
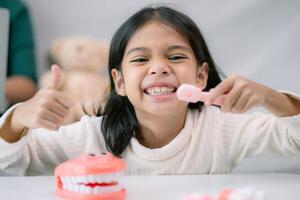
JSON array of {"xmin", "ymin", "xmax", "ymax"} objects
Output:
[
  {"xmin": 7, "ymin": 0, "xmax": 37, "ymax": 83},
  {"xmin": 221, "ymin": 91, "xmax": 300, "ymax": 168},
  {"xmin": 0, "ymin": 105, "xmax": 105, "ymax": 176}
]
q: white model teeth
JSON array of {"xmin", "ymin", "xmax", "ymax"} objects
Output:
[
  {"xmin": 60, "ymin": 172, "xmax": 122, "ymax": 184},
  {"xmin": 62, "ymin": 184, "xmax": 122, "ymax": 194},
  {"xmin": 146, "ymin": 86, "xmax": 175, "ymax": 96},
  {"xmin": 63, "ymin": 184, "xmax": 122, "ymax": 194},
  {"xmin": 60, "ymin": 172, "xmax": 123, "ymax": 194}
]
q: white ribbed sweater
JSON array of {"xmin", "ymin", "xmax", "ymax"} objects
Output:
[{"xmin": 0, "ymin": 103, "xmax": 300, "ymax": 176}]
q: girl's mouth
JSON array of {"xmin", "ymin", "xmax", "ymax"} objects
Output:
[{"xmin": 144, "ymin": 86, "xmax": 177, "ymax": 96}]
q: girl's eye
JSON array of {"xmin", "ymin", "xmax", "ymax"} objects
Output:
[
  {"xmin": 130, "ymin": 58, "xmax": 148, "ymax": 63},
  {"xmin": 168, "ymin": 55, "xmax": 187, "ymax": 61}
]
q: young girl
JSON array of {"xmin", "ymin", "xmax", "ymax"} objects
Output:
[{"xmin": 0, "ymin": 6, "xmax": 300, "ymax": 176}]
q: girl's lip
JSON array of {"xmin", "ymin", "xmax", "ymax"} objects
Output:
[
  {"xmin": 145, "ymin": 92, "xmax": 177, "ymax": 103},
  {"xmin": 143, "ymin": 82, "xmax": 178, "ymax": 90},
  {"xmin": 143, "ymin": 82, "xmax": 178, "ymax": 103}
]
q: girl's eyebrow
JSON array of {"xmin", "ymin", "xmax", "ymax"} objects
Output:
[
  {"xmin": 126, "ymin": 47, "xmax": 149, "ymax": 56},
  {"xmin": 125, "ymin": 45, "xmax": 192, "ymax": 56},
  {"xmin": 167, "ymin": 45, "xmax": 192, "ymax": 53}
]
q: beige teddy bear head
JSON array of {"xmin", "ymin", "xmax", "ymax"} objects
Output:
[{"xmin": 51, "ymin": 36, "xmax": 109, "ymax": 73}]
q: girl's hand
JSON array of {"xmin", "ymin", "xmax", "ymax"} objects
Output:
[
  {"xmin": 205, "ymin": 75, "xmax": 269, "ymax": 114},
  {"xmin": 13, "ymin": 65, "xmax": 75, "ymax": 130}
]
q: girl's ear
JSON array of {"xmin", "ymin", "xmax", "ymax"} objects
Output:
[
  {"xmin": 111, "ymin": 69, "xmax": 126, "ymax": 96},
  {"xmin": 196, "ymin": 62, "xmax": 209, "ymax": 90}
]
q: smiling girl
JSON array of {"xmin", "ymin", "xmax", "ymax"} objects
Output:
[{"xmin": 0, "ymin": 6, "xmax": 300, "ymax": 175}]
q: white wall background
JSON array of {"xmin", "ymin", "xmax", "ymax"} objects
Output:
[
  {"xmin": 23, "ymin": 0, "xmax": 300, "ymax": 93},
  {"xmin": 22, "ymin": 0, "xmax": 300, "ymax": 173}
]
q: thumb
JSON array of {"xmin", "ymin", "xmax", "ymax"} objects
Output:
[{"xmin": 49, "ymin": 64, "xmax": 63, "ymax": 90}]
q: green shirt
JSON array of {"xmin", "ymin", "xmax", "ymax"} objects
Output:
[{"xmin": 0, "ymin": 0, "xmax": 37, "ymax": 83}]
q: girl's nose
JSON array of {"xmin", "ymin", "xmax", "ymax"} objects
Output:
[{"xmin": 149, "ymin": 61, "xmax": 171, "ymax": 75}]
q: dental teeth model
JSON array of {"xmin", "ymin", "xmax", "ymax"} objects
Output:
[
  {"xmin": 55, "ymin": 152, "xmax": 126, "ymax": 200},
  {"xmin": 177, "ymin": 84, "xmax": 226, "ymax": 105}
]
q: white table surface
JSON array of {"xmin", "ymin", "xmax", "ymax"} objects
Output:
[{"xmin": 1, "ymin": 174, "xmax": 300, "ymax": 200}]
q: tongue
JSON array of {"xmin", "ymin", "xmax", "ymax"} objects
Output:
[{"xmin": 80, "ymin": 181, "xmax": 118, "ymax": 188}]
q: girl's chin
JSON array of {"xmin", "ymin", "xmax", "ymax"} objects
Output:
[{"xmin": 143, "ymin": 100, "xmax": 187, "ymax": 116}]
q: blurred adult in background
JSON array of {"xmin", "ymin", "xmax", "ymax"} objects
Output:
[{"xmin": 0, "ymin": 0, "xmax": 37, "ymax": 108}]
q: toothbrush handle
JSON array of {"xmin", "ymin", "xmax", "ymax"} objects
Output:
[{"xmin": 200, "ymin": 92, "xmax": 226, "ymax": 106}]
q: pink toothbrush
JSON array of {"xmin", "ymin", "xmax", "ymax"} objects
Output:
[{"xmin": 177, "ymin": 84, "xmax": 226, "ymax": 106}]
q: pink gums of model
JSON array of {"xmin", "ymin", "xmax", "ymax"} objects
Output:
[
  {"xmin": 55, "ymin": 152, "xmax": 126, "ymax": 200},
  {"xmin": 177, "ymin": 84, "xmax": 226, "ymax": 106}
]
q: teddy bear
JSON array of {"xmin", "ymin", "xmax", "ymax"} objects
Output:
[{"xmin": 40, "ymin": 36, "xmax": 110, "ymax": 124}]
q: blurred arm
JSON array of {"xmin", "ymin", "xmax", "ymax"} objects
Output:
[
  {"xmin": 5, "ymin": 76, "xmax": 37, "ymax": 104},
  {"xmin": 5, "ymin": 1, "xmax": 38, "ymax": 104}
]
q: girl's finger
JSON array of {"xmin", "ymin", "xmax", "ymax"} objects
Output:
[
  {"xmin": 37, "ymin": 119, "xmax": 58, "ymax": 130},
  {"xmin": 232, "ymin": 92, "xmax": 249, "ymax": 113},
  {"xmin": 40, "ymin": 109, "xmax": 64, "ymax": 125},
  {"xmin": 46, "ymin": 101, "xmax": 70, "ymax": 118},
  {"xmin": 50, "ymin": 64, "xmax": 63, "ymax": 90},
  {"xmin": 207, "ymin": 78, "xmax": 234, "ymax": 105},
  {"xmin": 240, "ymin": 98, "xmax": 257, "ymax": 113},
  {"xmin": 221, "ymin": 85, "xmax": 242, "ymax": 113},
  {"xmin": 51, "ymin": 90, "xmax": 75, "ymax": 109}
]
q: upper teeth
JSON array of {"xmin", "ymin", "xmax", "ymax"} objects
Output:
[
  {"xmin": 146, "ymin": 87, "xmax": 175, "ymax": 96},
  {"xmin": 60, "ymin": 172, "xmax": 122, "ymax": 184}
]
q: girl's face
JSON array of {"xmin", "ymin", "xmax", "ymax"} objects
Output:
[{"xmin": 112, "ymin": 20, "xmax": 208, "ymax": 117}]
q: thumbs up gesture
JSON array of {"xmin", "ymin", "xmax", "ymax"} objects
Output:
[{"xmin": 12, "ymin": 65, "xmax": 75, "ymax": 130}]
